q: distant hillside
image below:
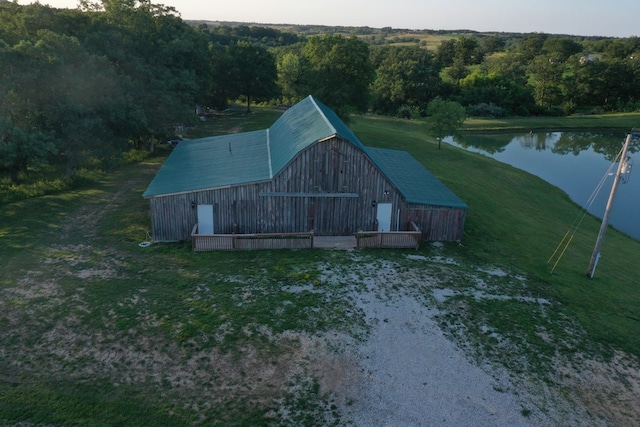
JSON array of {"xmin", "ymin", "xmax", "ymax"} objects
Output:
[
  {"xmin": 187, "ymin": 20, "xmax": 606, "ymax": 50},
  {"xmin": 190, "ymin": 21, "xmax": 503, "ymax": 50}
]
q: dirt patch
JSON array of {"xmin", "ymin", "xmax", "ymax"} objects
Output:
[
  {"xmin": 12, "ymin": 274, "xmax": 63, "ymax": 301},
  {"xmin": 20, "ymin": 318, "xmax": 337, "ymax": 421},
  {"xmin": 556, "ymin": 351, "xmax": 640, "ymax": 425},
  {"xmin": 43, "ymin": 244, "xmax": 126, "ymax": 280}
]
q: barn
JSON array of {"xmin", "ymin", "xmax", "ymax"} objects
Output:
[{"xmin": 142, "ymin": 96, "xmax": 467, "ymax": 249}]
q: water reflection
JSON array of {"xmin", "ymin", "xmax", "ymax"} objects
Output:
[{"xmin": 447, "ymin": 131, "xmax": 640, "ymax": 240}]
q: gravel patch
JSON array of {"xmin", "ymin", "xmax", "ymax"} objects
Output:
[{"xmin": 336, "ymin": 290, "xmax": 534, "ymax": 427}]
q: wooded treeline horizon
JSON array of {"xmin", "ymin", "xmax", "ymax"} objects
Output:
[{"xmin": 2, "ymin": 0, "xmax": 640, "ymax": 184}]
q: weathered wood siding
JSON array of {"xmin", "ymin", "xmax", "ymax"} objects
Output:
[
  {"xmin": 149, "ymin": 137, "xmax": 403, "ymax": 241},
  {"xmin": 149, "ymin": 192, "xmax": 198, "ymax": 242},
  {"xmin": 401, "ymin": 204, "xmax": 466, "ymax": 242}
]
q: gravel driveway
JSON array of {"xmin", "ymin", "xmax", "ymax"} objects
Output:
[{"xmin": 340, "ymin": 292, "xmax": 533, "ymax": 426}]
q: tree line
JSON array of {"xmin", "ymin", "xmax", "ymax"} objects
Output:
[{"xmin": 1, "ymin": 0, "xmax": 639, "ymax": 183}]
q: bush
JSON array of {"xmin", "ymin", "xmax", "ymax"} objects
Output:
[
  {"xmin": 546, "ymin": 105, "xmax": 567, "ymax": 117},
  {"xmin": 124, "ymin": 149, "xmax": 150, "ymax": 163},
  {"xmin": 71, "ymin": 168, "xmax": 103, "ymax": 189},
  {"xmin": 0, "ymin": 177, "xmax": 69, "ymax": 204},
  {"xmin": 467, "ymin": 103, "xmax": 505, "ymax": 118},
  {"xmin": 396, "ymin": 105, "xmax": 413, "ymax": 119},
  {"xmin": 396, "ymin": 105, "xmax": 423, "ymax": 119}
]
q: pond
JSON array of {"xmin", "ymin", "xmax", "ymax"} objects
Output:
[{"xmin": 446, "ymin": 131, "xmax": 640, "ymax": 240}]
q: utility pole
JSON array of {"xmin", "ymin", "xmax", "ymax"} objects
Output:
[{"xmin": 586, "ymin": 131, "xmax": 635, "ymax": 278}]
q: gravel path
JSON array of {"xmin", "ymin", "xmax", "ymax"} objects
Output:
[{"xmin": 336, "ymin": 288, "xmax": 535, "ymax": 426}]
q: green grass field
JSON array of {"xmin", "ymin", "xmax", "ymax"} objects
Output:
[
  {"xmin": 1, "ymin": 108, "xmax": 639, "ymax": 425},
  {"xmin": 462, "ymin": 112, "xmax": 640, "ymax": 132}
]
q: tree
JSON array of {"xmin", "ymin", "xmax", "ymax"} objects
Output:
[
  {"xmin": 299, "ymin": 35, "xmax": 374, "ymax": 119},
  {"xmin": 277, "ymin": 51, "xmax": 302, "ymax": 105},
  {"xmin": 517, "ymin": 33, "xmax": 548, "ymax": 61},
  {"xmin": 483, "ymin": 52, "xmax": 529, "ymax": 86},
  {"xmin": 228, "ymin": 41, "xmax": 279, "ymax": 112},
  {"xmin": 445, "ymin": 58, "xmax": 470, "ymax": 84},
  {"xmin": 370, "ymin": 45, "xmax": 441, "ymax": 115},
  {"xmin": 542, "ymin": 37, "xmax": 583, "ymax": 62},
  {"xmin": 596, "ymin": 59, "xmax": 639, "ymax": 110},
  {"xmin": 435, "ymin": 39, "xmax": 456, "ymax": 67},
  {"xmin": 600, "ymin": 36, "xmax": 640, "ymax": 60},
  {"xmin": 455, "ymin": 36, "xmax": 482, "ymax": 65},
  {"xmin": 425, "ymin": 98, "xmax": 466, "ymax": 149},
  {"xmin": 479, "ymin": 35, "xmax": 506, "ymax": 56},
  {"xmin": 459, "ymin": 71, "xmax": 535, "ymax": 116},
  {"xmin": 207, "ymin": 43, "xmax": 236, "ymax": 109},
  {"xmin": 0, "ymin": 39, "xmax": 55, "ymax": 182},
  {"xmin": 29, "ymin": 31, "xmax": 127, "ymax": 177},
  {"xmin": 528, "ymin": 54, "xmax": 564, "ymax": 110},
  {"xmin": 80, "ymin": 0, "xmax": 210, "ymax": 151}
]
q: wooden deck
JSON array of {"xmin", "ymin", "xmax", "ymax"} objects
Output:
[
  {"xmin": 312, "ymin": 236, "xmax": 357, "ymax": 249},
  {"xmin": 355, "ymin": 222, "xmax": 421, "ymax": 249},
  {"xmin": 191, "ymin": 222, "xmax": 421, "ymax": 251},
  {"xmin": 191, "ymin": 225, "xmax": 314, "ymax": 251}
]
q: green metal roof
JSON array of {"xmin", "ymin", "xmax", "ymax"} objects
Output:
[
  {"xmin": 268, "ymin": 96, "xmax": 365, "ymax": 172},
  {"xmin": 142, "ymin": 130, "xmax": 270, "ymax": 197},
  {"xmin": 366, "ymin": 147, "xmax": 468, "ymax": 209},
  {"xmin": 143, "ymin": 95, "xmax": 466, "ymax": 210},
  {"xmin": 144, "ymin": 95, "xmax": 362, "ymax": 198}
]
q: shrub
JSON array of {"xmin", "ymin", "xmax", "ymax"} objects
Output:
[
  {"xmin": 71, "ymin": 168, "xmax": 103, "ymax": 189},
  {"xmin": 467, "ymin": 102, "xmax": 505, "ymax": 118},
  {"xmin": 396, "ymin": 105, "xmax": 423, "ymax": 119},
  {"xmin": 0, "ymin": 175, "xmax": 70, "ymax": 204},
  {"xmin": 396, "ymin": 105, "xmax": 413, "ymax": 119},
  {"xmin": 547, "ymin": 105, "xmax": 566, "ymax": 116},
  {"xmin": 124, "ymin": 149, "xmax": 150, "ymax": 163}
]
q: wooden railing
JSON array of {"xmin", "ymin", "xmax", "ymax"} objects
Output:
[
  {"xmin": 356, "ymin": 222, "xmax": 421, "ymax": 249},
  {"xmin": 191, "ymin": 222, "xmax": 421, "ymax": 251},
  {"xmin": 191, "ymin": 225, "xmax": 314, "ymax": 251}
]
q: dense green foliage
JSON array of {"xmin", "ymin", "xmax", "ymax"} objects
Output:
[
  {"xmin": 299, "ymin": 35, "xmax": 375, "ymax": 117},
  {"xmin": 2, "ymin": 1, "xmax": 640, "ymax": 184},
  {"xmin": 1, "ymin": 0, "xmax": 209, "ymax": 181},
  {"xmin": 370, "ymin": 45, "xmax": 441, "ymax": 116}
]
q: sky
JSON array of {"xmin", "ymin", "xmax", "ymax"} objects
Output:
[{"xmin": 19, "ymin": 0, "xmax": 640, "ymax": 38}]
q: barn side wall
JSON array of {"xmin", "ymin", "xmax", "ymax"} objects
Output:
[{"xmin": 402, "ymin": 203, "xmax": 467, "ymax": 242}]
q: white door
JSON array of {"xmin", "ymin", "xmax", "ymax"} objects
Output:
[
  {"xmin": 197, "ymin": 204, "xmax": 214, "ymax": 235},
  {"xmin": 376, "ymin": 203, "xmax": 393, "ymax": 232}
]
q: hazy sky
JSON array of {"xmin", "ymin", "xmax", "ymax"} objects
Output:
[{"xmin": 19, "ymin": 0, "xmax": 640, "ymax": 37}]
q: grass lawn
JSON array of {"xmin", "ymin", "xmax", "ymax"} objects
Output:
[
  {"xmin": 462, "ymin": 112, "xmax": 640, "ymax": 132},
  {"xmin": 1, "ymin": 108, "xmax": 639, "ymax": 425}
]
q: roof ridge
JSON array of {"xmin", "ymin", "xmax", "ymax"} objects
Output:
[
  {"xmin": 308, "ymin": 95, "xmax": 337, "ymax": 136},
  {"xmin": 266, "ymin": 128, "xmax": 273, "ymax": 178}
]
